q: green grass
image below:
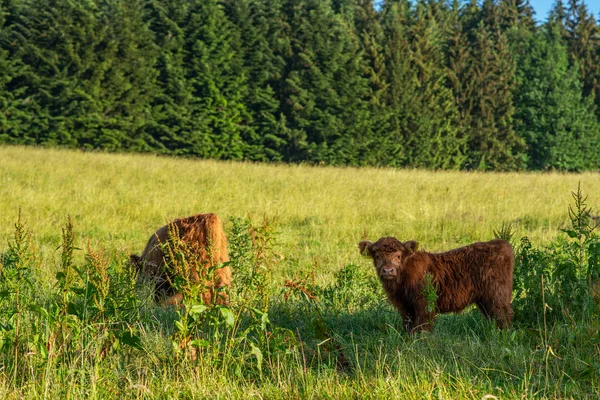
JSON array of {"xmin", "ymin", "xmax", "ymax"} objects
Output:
[
  {"xmin": 1, "ymin": 145, "xmax": 599, "ymax": 280},
  {"xmin": 0, "ymin": 145, "xmax": 599, "ymax": 399}
]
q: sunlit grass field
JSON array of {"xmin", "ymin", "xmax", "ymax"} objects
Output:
[
  {"xmin": 1, "ymin": 146, "xmax": 598, "ymax": 279},
  {"xmin": 1, "ymin": 145, "xmax": 599, "ymax": 399}
]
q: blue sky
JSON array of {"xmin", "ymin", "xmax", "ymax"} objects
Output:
[{"xmin": 529, "ymin": 0, "xmax": 600, "ymax": 23}]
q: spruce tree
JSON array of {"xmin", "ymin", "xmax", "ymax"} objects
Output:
[
  {"xmin": 0, "ymin": 0, "xmax": 69, "ymax": 146},
  {"xmin": 514, "ymin": 22, "xmax": 600, "ymax": 170},
  {"xmin": 143, "ymin": 0, "xmax": 205, "ymax": 155},
  {"xmin": 379, "ymin": 0, "xmax": 414, "ymax": 166},
  {"xmin": 277, "ymin": 0, "xmax": 374, "ymax": 165},
  {"xmin": 83, "ymin": 0, "xmax": 158, "ymax": 151},
  {"xmin": 403, "ymin": 0, "xmax": 466, "ymax": 169},
  {"xmin": 0, "ymin": 0, "xmax": 158, "ymax": 150},
  {"xmin": 468, "ymin": 23, "xmax": 524, "ymax": 170},
  {"xmin": 183, "ymin": 0, "xmax": 251, "ymax": 160},
  {"xmin": 446, "ymin": 0, "xmax": 472, "ymax": 156},
  {"xmin": 549, "ymin": 0, "xmax": 569, "ymax": 37},
  {"xmin": 351, "ymin": 0, "xmax": 395, "ymax": 166},
  {"xmin": 354, "ymin": 0, "xmax": 388, "ymax": 109},
  {"xmin": 448, "ymin": 1, "xmax": 524, "ymax": 170},
  {"xmin": 1, "ymin": 0, "xmax": 598, "ymax": 170},
  {"xmin": 565, "ymin": 0, "xmax": 600, "ymax": 115},
  {"xmin": 496, "ymin": 0, "xmax": 536, "ymax": 29},
  {"xmin": 0, "ymin": 0, "xmax": 16, "ymax": 140},
  {"xmin": 147, "ymin": 0, "xmax": 251, "ymax": 159},
  {"xmin": 222, "ymin": 0, "xmax": 288, "ymax": 162}
]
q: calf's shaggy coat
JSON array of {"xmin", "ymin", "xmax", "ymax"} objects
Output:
[
  {"xmin": 359, "ymin": 237, "xmax": 514, "ymax": 332},
  {"xmin": 130, "ymin": 213, "xmax": 231, "ymax": 305}
]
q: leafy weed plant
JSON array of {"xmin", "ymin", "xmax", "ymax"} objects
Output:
[
  {"xmin": 514, "ymin": 183, "xmax": 600, "ymax": 325},
  {"xmin": 0, "ymin": 183, "xmax": 599, "ymax": 398}
]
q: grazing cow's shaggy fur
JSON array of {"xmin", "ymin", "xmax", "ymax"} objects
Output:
[
  {"xmin": 359, "ymin": 237, "xmax": 514, "ymax": 332},
  {"xmin": 130, "ymin": 213, "xmax": 231, "ymax": 305}
]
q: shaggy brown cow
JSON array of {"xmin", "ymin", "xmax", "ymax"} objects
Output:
[
  {"xmin": 359, "ymin": 237, "xmax": 514, "ymax": 332},
  {"xmin": 130, "ymin": 213, "xmax": 231, "ymax": 305}
]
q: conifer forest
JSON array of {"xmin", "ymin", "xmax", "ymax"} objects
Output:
[{"xmin": 1, "ymin": 0, "xmax": 600, "ymax": 171}]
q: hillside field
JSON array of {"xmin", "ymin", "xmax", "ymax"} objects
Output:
[
  {"xmin": 1, "ymin": 146, "xmax": 599, "ymax": 278},
  {"xmin": 0, "ymin": 146, "xmax": 599, "ymax": 398}
]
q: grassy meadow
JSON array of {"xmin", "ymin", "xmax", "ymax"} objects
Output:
[
  {"xmin": 1, "ymin": 146, "xmax": 599, "ymax": 279},
  {"xmin": 0, "ymin": 145, "xmax": 599, "ymax": 398}
]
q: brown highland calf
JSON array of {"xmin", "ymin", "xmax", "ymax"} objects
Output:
[
  {"xmin": 130, "ymin": 213, "xmax": 231, "ymax": 305},
  {"xmin": 359, "ymin": 237, "xmax": 514, "ymax": 332}
]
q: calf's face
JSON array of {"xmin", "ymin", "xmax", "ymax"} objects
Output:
[{"xmin": 359, "ymin": 237, "xmax": 418, "ymax": 281}]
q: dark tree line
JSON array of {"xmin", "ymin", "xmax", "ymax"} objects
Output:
[{"xmin": 1, "ymin": 0, "xmax": 599, "ymax": 171}]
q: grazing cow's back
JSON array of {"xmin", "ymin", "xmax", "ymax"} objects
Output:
[
  {"xmin": 359, "ymin": 237, "xmax": 513, "ymax": 332},
  {"xmin": 131, "ymin": 213, "xmax": 231, "ymax": 305}
]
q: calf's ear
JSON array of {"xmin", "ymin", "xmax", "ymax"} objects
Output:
[
  {"xmin": 404, "ymin": 240, "xmax": 419, "ymax": 253},
  {"xmin": 358, "ymin": 240, "xmax": 373, "ymax": 257}
]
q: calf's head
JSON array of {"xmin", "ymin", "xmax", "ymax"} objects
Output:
[{"xmin": 359, "ymin": 237, "xmax": 418, "ymax": 281}]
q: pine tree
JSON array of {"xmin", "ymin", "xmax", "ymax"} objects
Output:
[
  {"xmin": 331, "ymin": 2, "xmax": 381, "ymax": 166},
  {"xmin": 1, "ymin": 0, "xmax": 598, "ymax": 170}
]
